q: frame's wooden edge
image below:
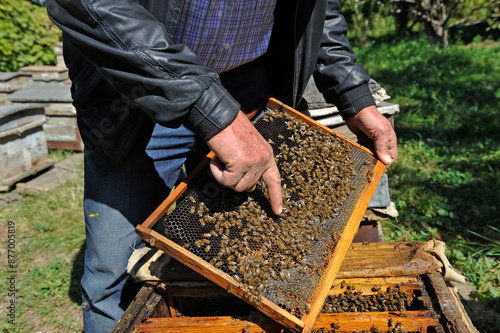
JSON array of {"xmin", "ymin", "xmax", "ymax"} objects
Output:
[
  {"xmin": 266, "ymin": 98, "xmax": 377, "ymax": 157},
  {"xmin": 300, "ymin": 161, "xmax": 386, "ymax": 332},
  {"xmin": 135, "ymin": 225, "xmax": 305, "ymax": 332},
  {"xmin": 133, "ymin": 311, "xmax": 439, "ymax": 333}
]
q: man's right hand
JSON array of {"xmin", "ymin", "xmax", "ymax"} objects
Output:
[{"xmin": 206, "ymin": 111, "xmax": 283, "ymax": 215}]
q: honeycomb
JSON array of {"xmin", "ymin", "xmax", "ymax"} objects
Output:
[{"xmin": 162, "ymin": 108, "xmax": 377, "ymax": 318}]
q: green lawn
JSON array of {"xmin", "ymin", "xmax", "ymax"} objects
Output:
[
  {"xmin": 354, "ymin": 34, "xmax": 500, "ymax": 331},
  {"xmin": 0, "ymin": 153, "xmax": 85, "ymax": 332}
]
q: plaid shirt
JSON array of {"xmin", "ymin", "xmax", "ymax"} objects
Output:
[{"xmin": 173, "ymin": 0, "xmax": 277, "ymax": 73}]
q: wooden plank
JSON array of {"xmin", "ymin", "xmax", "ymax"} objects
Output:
[
  {"xmin": 314, "ymin": 311, "xmax": 439, "ymax": 332},
  {"xmin": 338, "ymin": 242, "xmax": 443, "ymax": 278},
  {"xmin": 133, "ymin": 311, "xmax": 438, "ymax": 333},
  {"xmin": 426, "ymin": 272, "xmax": 474, "ymax": 333},
  {"xmin": 134, "ymin": 316, "xmax": 286, "ymax": 333},
  {"xmin": 112, "ymin": 281, "xmax": 166, "ymax": 333},
  {"xmin": 136, "ymin": 225, "xmax": 305, "ymax": 332}
]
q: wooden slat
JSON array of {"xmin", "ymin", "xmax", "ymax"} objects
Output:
[
  {"xmin": 426, "ymin": 272, "xmax": 474, "ymax": 333},
  {"xmin": 111, "ymin": 282, "xmax": 166, "ymax": 333},
  {"xmin": 314, "ymin": 311, "xmax": 439, "ymax": 332},
  {"xmin": 338, "ymin": 241, "xmax": 443, "ymax": 278},
  {"xmin": 134, "ymin": 311, "xmax": 439, "ymax": 333}
]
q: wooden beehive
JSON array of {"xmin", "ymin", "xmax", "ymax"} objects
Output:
[
  {"xmin": 113, "ymin": 241, "xmax": 477, "ymax": 333},
  {"xmin": 0, "ymin": 103, "xmax": 54, "ymax": 191},
  {"xmin": 135, "ymin": 98, "xmax": 386, "ymax": 332}
]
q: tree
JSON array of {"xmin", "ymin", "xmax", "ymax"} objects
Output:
[{"xmin": 392, "ymin": 0, "xmax": 500, "ymax": 46}]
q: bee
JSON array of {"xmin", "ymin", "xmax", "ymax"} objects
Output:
[
  {"xmin": 195, "ymin": 240, "xmax": 203, "ymax": 248},
  {"xmin": 189, "ymin": 196, "xmax": 196, "ymax": 203},
  {"xmin": 190, "ymin": 206, "xmax": 196, "ymax": 214},
  {"xmin": 371, "ymin": 286, "xmax": 381, "ymax": 292},
  {"xmin": 205, "ymin": 245, "xmax": 211, "ymax": 252}
]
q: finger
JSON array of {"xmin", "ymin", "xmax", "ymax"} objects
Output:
[
  {"xmin": 374, "ymin": 131, "xmax": 398, "ymax": 165},
  {"xmin": 209, "ymin": 158, "xmax": 239, "ymax": 188},
  {"xmin": 261, "ymin": 164, "xmax": 283, "ymax": 215}
]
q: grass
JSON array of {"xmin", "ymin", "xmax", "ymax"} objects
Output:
[
  {"xmin": 0, "ymin": 151, "xmax": 85, "ymax": 332},
  {"xmin": 352, "ymin": 34, "xmax": 500, "ymax": 331}
]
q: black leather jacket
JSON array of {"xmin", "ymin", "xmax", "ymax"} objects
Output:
[{"xmin": 46, "ymin": 0, "xmax": 374, "ymax": 175}]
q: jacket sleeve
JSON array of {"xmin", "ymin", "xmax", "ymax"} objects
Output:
[
  {"xmin": 46, "ymin": 0, "xmax": 240, "ymax": 141},
  {"xmin": 313, "ymin": 0, "xmax": 375, "ymax": 119}
]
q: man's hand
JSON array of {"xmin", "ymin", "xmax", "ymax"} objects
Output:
[
  {"xmin": 345, "ymin": 105, "xmax": 398, "ymax": 165},
  {"xmin": 207, "ymin": 111, "xmax": 283, "ymax": 215}
]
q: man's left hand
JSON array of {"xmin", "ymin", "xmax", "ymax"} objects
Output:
[{"xmin": 345, "ymin": 105, "xmax": 398, "ymax": 166}]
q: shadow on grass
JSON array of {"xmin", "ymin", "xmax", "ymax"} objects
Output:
[{"xmin": 69, "ymin": 243, "xmax": 86, "ymax": 305}]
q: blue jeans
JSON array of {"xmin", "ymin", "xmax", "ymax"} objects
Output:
[{"xmin": 81, "ymin": 123, "xmax": 197, "ymax": 332}]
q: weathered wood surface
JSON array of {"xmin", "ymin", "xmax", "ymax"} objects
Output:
[
  {"xmin": 132, "ymin": 311, "xmax": 439, "ymax": 333},
  {"xmin": 19, "ymin": 65, "xmax": 68, "ymax": 82},
  {"xmin": 0, "ymin": 104, "xmax": 47, "ymax": 134},
  {"xmin": 112, "ymin": 282, "xmax": 169, "ymax": 333},
  {"xmin": 0, "ymin": 109, "xmax": 53, "ymax": 191},
  {"xmin": 426, "ymin": 272, "xmax": 478, "ymax": 333},
  {"xmin": 339, "ymin": 241, "xmax": 443, "ymax": 278},
  {"xmin": 16, "ymin": 153, "xmax": 82, "ymax": 194},
  {"xmin": 43, "ymin": 116, "xmax": 83, "ymax": 151}
]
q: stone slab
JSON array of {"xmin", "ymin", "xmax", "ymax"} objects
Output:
[
  {"xmin": 0, "ymin": 103, "xmax": 47, "ymax": 132},
  {"xmin": 15, "ymin": 153, "xmax": 83, "ymax": 194},
  {"xmin": 0, "ymin": 72, "xmax": 32, "ymax": 93},
  {"xmin": 7, "ymin": 82, "xmax": 72, "ymax": 103}
]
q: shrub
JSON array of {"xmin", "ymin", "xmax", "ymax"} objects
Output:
[{"xmin": 0, "ymin": 0, "xmax": 61, "ymax": 72}]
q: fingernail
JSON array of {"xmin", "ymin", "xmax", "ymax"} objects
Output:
[
  {"xmin": 382, "ymin": 154, "xmax": 393, "ymax": 165},
  {"xmin": 277, "ymin": 205, "xmax": 283, "ymax": 215}
]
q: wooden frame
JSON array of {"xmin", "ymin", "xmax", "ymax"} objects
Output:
[{"xmin": 136, "ymin": 98, "xmax": 386, "ymax": 332}]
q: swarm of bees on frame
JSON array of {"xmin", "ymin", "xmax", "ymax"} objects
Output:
[
  {"xmin": 323, "ymin": 283, "xmax": 417, "ymax": 314},
  {"xmin": 164, "ymin": 109, "xmax": 376, "ymax": 317}
]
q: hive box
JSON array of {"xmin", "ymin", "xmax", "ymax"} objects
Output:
[{"xmin": 0, "ymin": 104, "xmax": 54, "ymax": 191}]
